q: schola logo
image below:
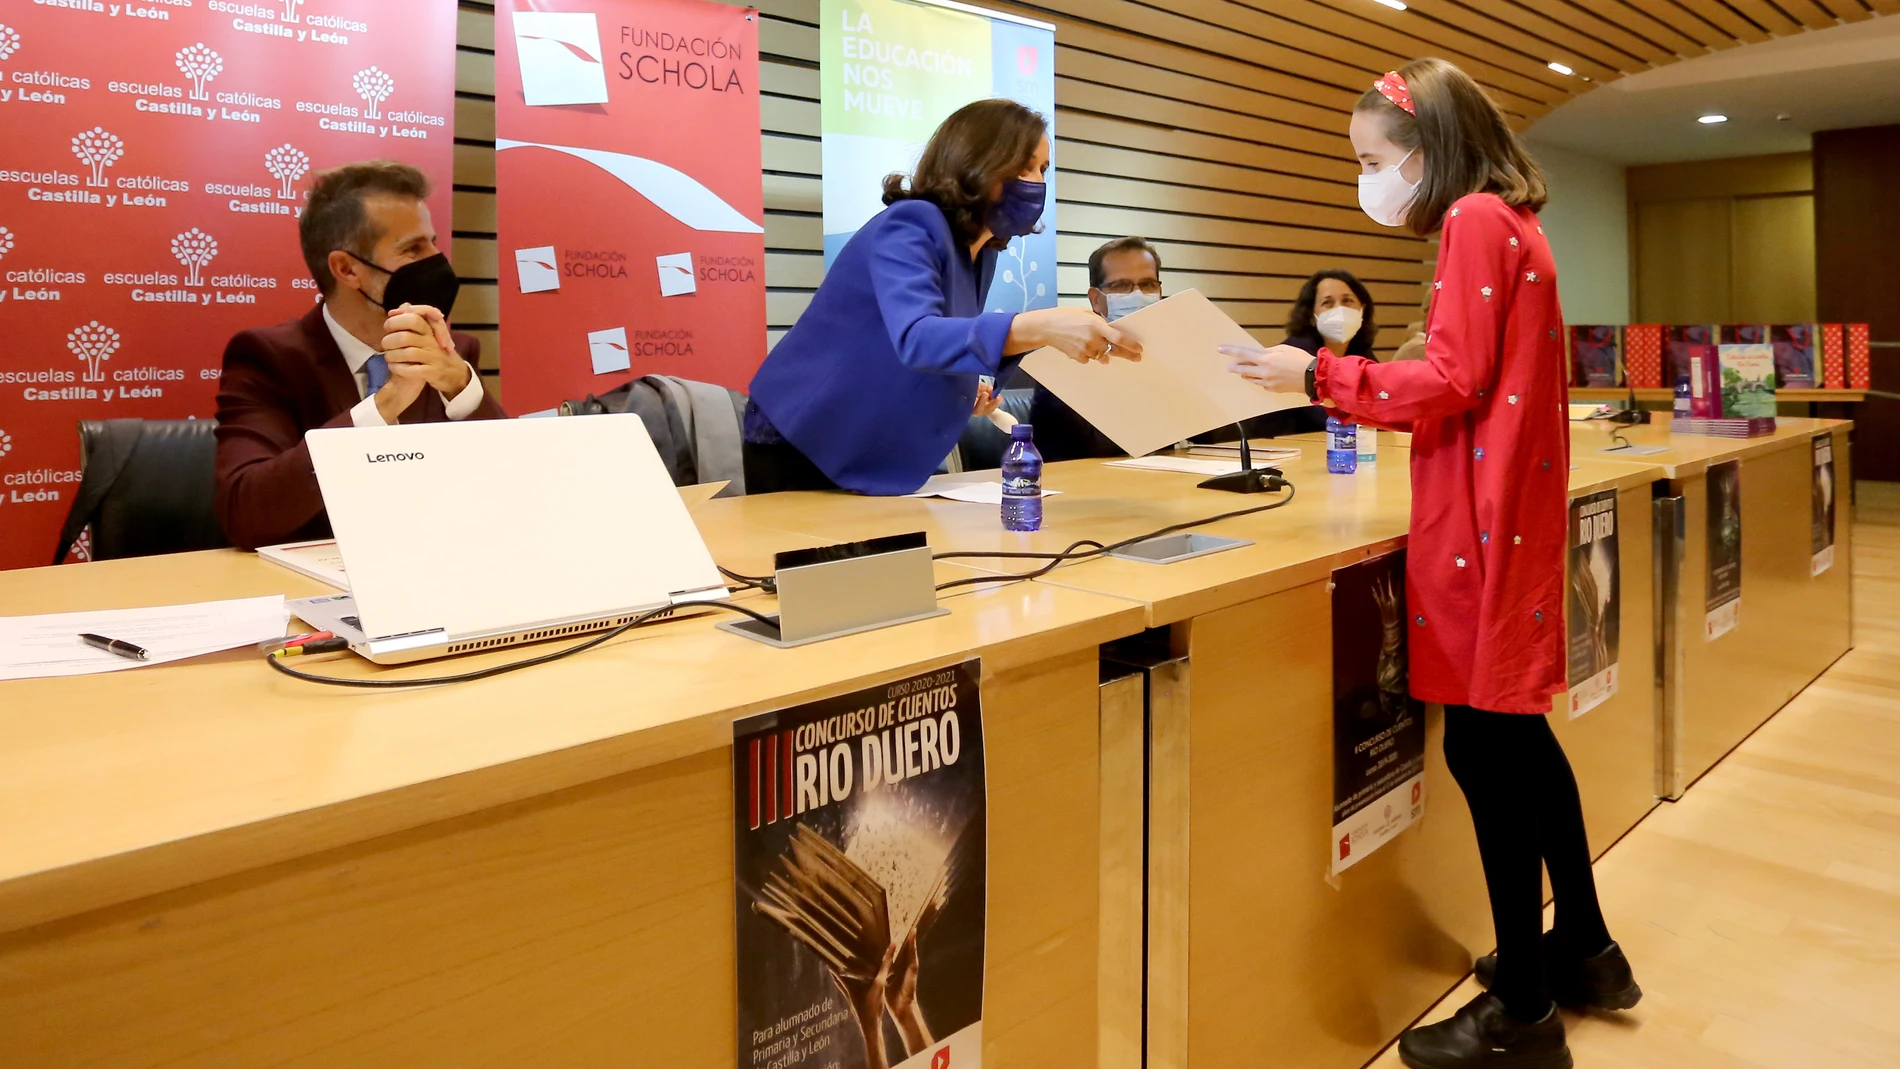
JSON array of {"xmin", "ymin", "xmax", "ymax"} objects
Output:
[
  {"xmin": 175, "ymin": 43, "xmax": 223, "ymax": 101},
  {"xmin": 0, "ymin": 24, "xmax": 20, "ymax": 63},
  {"xmin": 353, "ymin": 66, "xmax": 395, "ymax": 120},
  {"xmin": 172, "ymin": 228, "xmax": 218, "ymax": 287},
  {"xmin": 263, "ymin": 143, "xmax": 309, "ymax": 200},
  {"xmin": 71, "ymin": 127, "xmax": 123, "ymax": 188},
  {"xmin": 67, "ymin": 321, "xmax": 120, "ymax": 383}
]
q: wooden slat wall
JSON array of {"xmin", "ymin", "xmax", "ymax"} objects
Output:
[{"xmin": 448, "ymin": 0, "xmax": 1892, "ymax": 397}]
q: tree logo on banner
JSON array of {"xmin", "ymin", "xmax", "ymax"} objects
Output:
[
  {"xmin": 172, "ymin": 229, "xmax": 219, "ymax": 288},
  {"xmin": 71, "ymin": 128, "xmax": 123, "ymax": 188},
  {"xmin": 175, "ymin": 43, "xmax": 223, "ymax": 102},
  {"xmin": 0, "ymin": 24, "xmax": 20, "ymax": 62},
  {"xmin": 0, "ymin": 227, "xmax": 14, "ymax": 261},
  {"xmin": 353, "ymin": 66, "xmax": 395, "ymax": 120},
  {"xmin": 264, "ymin": 144, "xmax": 310, "ymax": 200},
  {"xmin": 68, "ymin": 321, "xmax": 121, "ymax": 383},
  {"xmin": 280, "ymin": 0, "xmax": 303, "ymax": 21}
]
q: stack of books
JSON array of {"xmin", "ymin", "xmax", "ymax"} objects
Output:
[{"xmin": 1673, "ymin": 417, "xmax": 1777, "ymax": 438}]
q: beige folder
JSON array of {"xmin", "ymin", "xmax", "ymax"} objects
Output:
[{"xmin": 1019, "ymin": 289, "xmax": 1310, "ymax": 456}]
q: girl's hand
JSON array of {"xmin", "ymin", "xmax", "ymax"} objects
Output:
[{"xmin": 1219, "ymin": 344, "xmax": 1313, "ymax": 395}]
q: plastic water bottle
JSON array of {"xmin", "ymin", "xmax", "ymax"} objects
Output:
[
  {"xmin": 1001, "ymin": 423, "xmax": 1043, "ymax": 532},
  {"xmin": 1326, "ymin": 416, "xmax": 1359, "ymax": 474}
]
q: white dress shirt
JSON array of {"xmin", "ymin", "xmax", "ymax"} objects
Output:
[{"xmin": 323, "ymin": 304, "xmax": 485, "ymax": 428}]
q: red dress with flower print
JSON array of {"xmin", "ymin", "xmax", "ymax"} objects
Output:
[{"xmin": 1315, "ymin": 192, "xmax": 1570, "ymax": 714}]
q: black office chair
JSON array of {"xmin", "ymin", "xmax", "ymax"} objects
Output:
[
  {"xmin": 53, "ymin": 418, "xmax": 228, "ymax": 564},
  {"xmin": 952, "ymin": 388, "xmax": 1037, "ymax": 471}
]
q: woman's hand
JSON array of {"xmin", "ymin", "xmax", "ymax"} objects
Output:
[
  {"xmin": 1009, "ymin": 307, "xmax": 1143, "ymax": 364},
  {"xmin": 972, "ymin": 381, "xmax": 1003, "ymax": 418},
  {"xmin": 1219, "ymin": 344, "xmax": 1313, "ymax": 395}
]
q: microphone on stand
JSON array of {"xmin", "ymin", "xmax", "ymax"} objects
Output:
[{"xmin": 1198, "ymin": 422, "xmax": 1285, "ymax": 494}]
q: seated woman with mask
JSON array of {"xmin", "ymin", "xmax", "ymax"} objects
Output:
[
  {"xmin": 744, "ymin": 99, "xmax": 1140, "ymax": 495},
  {"xmin": 1204, "ymin": 269, "xmax": 1380, "ymax": 440}
]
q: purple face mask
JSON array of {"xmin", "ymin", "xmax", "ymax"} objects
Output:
[{"xmin": 985, "ymin": 178, "xmax": 1046, "ymax": 242}]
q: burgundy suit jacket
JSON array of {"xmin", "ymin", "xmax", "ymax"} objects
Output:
[{"xmin": 213, "ymin": 303, "xmax": 506, "ymax": 550}]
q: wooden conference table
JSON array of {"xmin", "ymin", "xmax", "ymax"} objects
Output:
[{"xmin": 0, "ymin": 420, "xmax": 1850, "ymax": 1069}]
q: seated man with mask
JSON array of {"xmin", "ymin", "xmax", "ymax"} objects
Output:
[
  {"xmin": 1025, "ymin": 235, "xmax": 1163, "ymax": 461},
  {"xmin": 213, "ymin": 160, "xmax": 505, "ymax": 550}
]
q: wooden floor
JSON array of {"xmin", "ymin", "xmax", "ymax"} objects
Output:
[{"xmin": 1370, "ymin": 483, "xmax": 1900, "ymax": 1069}]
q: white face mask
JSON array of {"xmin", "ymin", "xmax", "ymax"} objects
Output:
[
  {"xmin": 1102, "ymin": 289, "xmax": 1159, "ymax": 323},
  {"xmin": 1316, "ymin": 305, "xmax": 1363, "ymax": 346},
  {"xmin": 1358, "ymin": 147, "xmax": 1420, "ymax": 228}
]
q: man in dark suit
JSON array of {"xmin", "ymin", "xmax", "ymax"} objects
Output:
[{"xmin": 214, "ymin": 160, "xmax": 505, "ymax": 550}]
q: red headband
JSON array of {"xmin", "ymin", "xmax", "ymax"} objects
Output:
[{"xmin": 1374, "ymin": 71, "xmax": 1415, "ymax": 116}]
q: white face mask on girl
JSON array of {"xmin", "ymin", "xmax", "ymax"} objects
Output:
[
  {"xmin": 1316, "ymin": 305, "xmax": 1363, "ymax": 346},
  {"xmin": 1358, "ymin": 147, "xmax": 1420, "ymax": 228}
]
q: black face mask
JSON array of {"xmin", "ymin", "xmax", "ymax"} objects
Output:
[{"xmin": 339, "ymin": 250, "xmax": 460, "ymax": 317}]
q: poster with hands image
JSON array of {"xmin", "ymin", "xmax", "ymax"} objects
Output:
[{"xmin": 735, "ymin": 662, "xmax": 985, "ymax": 1069}]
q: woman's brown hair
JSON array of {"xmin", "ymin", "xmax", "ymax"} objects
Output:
[
  {"xmin": 883, "ymin": 98, "xmax": 1046, "ymax": 250},
  {"xmin": 1355, "ymin": 58, "xmax": 1546, "ymax": 238}
]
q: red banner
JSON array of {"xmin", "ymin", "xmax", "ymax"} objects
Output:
[
  {"xmin": 0, "ymin": 0, "xmax": 456, "ymax": 571},
  {"xmin": 495, "ymin": 0, "xmax": 764, "ymax": 415}
]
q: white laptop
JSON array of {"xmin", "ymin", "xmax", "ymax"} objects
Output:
[{"xmin": 292, "ymin": 414, "xmax": 729, "ymax": 665}]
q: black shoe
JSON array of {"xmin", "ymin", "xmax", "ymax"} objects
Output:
[
  {"xmin": 1398, "ymin": 992, "xmax": 1572, "ymax": 1069},
  {"xmin": 1474, "ymin": 934, "xmax": 1643, "ymax": 1011}
]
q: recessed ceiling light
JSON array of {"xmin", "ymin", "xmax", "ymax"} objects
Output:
[
  {"xmin": 1371, "ymin": 0, "xmax": 1407, "ymax": 10},
  {"xmin": 1698, "ymin": 114, "xmax": 1728, "ymax": 125},
  {"xmin": 1548, "ymin": 61, "xmax": 1574, "ymax": 76}
]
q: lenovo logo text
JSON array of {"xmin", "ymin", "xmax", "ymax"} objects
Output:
[{"xmin": 366, "ymin": 451, "xmax": 424, "ymax": 464}]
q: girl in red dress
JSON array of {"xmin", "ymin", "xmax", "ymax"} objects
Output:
[{"xmin": 1225, "ymin": 59, "xmax": 1641, "ymax": 1069}]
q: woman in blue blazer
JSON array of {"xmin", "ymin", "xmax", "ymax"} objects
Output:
[{"xmin": 744, "ymin": 99, "xmax": 1141, "ymax": 495}]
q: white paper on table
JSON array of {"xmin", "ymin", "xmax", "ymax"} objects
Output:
[
  {"xmin": 257, "ymin": 540, "xmax": 350, "ymax": 591},
  {"xmin": 905, "ymin": 475, "xmax": 1064, "ymax": 505},
  {"xmin": 1019, "ymin": 290, "xmax": 1310, "ymax": 457},
  {"xmin": 0, "ymin": 595, "xmax": 289, "ymax": 681},
  {"xmin": 1106, "ymin": 456, "xmax": 1245, "ymax": 477},
  {"xmin": 1184, "ymin": 443, "xmax": 1304, "ymax": 464}
]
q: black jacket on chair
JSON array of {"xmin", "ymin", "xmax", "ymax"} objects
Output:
[{"xmin": 55, "ymin": 418, "xmax": 228, "ymax": 564}]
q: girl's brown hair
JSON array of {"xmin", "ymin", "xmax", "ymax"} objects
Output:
[
  {"xmin": 883, "ymin": 98, "xmax": 1046, "ymax": 250},
  {"xmin": 1356, "ymin": 58, "xmax": 1547, "ymax": 238}
]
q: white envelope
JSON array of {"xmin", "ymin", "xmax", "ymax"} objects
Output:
[{"xmin": 1020, "ymin": 290, "xmax": 1310, "ymax": 457}]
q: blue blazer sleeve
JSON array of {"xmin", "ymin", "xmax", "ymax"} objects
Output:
[{"xmin": 868, "ymin": 206, "xmax": 1017, "ymax": 376}]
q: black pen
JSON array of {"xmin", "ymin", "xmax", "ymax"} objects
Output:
[{"xmin": 78, "ymin": 633, "xmax": 150, "ymax": 661}]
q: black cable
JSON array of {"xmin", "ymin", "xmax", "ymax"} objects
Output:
[
  {"xmin": 718, "ymin": 564, "xmax": 776, "ymax": 594},
  {"xmin": 266, "ymin": 599, "xmax": 780, "ymax": 689},
  {"xmin": 934, "ymin": 481, "xmax": 1297, "ymax": 591}
]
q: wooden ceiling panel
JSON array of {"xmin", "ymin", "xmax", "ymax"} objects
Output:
[
  {"xmin": 1514, "ymin": 2, "xmax": 1677, "ymax": 66},
  {"xmin": 1664, "ymin": 0, "xmax": 1775, "ymax": 42},
  {"xmin": 1773, "ymin": 0, "xmax": 1852, "ymax": 28},
  {"xmin": 1576, "ymin": 0, "xmax": 1714, "ymax": 57},
  {"xmin": 1440, "ymin": 0, "xmax": 1652, "ymax": 74},
  {"xmin": 1226, "ymin": 0, "xmax": 1579, "ymax": 104},
  {"xmin": 1719, "ymin": 0, "xmax": 1806, "ymax": 35},
  {"xmin": 1810, "ymin": 0, "xmax": 1873, "ymax": 22},
  {"xmin": 1398, "ymin": 0, "xmax": 1626, "ymax": 83}
]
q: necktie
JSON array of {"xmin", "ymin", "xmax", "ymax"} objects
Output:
[{"xmin": 363, "ymin": 353, "xmax": 390, "ymax": 396}]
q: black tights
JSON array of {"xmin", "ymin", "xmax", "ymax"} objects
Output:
[{"xmin": 1443, "ymin": 705, "xmax": 1613, "ymax": 1022}]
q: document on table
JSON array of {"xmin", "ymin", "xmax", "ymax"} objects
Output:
[
  {"xmin": 0, "ymin": 595, "xmax": 289, "ymax": 681},
  {"xmin": 1019, "ymin": 289, "xmax": 1311, "ymax": 457},
  {"xmin": 1106, "ymin": 456, "xmax": 1247, "ymax": 477},
  {"xmin": 906, "ymin": 475, "xmax": 1064, "ymax": 505}
]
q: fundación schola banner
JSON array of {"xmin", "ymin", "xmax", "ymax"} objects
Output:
[
  {"xmin": 734, "ymin": 661, "xmax": 986, "ymax": 1069},
  {"xmin": 495, "ymin": 0, "xmax": 765, "ymax": 415},
  {"xmin": 821, "ymin": 0, "xmax": 1056, "ymax": 318},
  {"xmin": 0, "ymin": 0, "xmax": 455, "ymax": 571}
]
